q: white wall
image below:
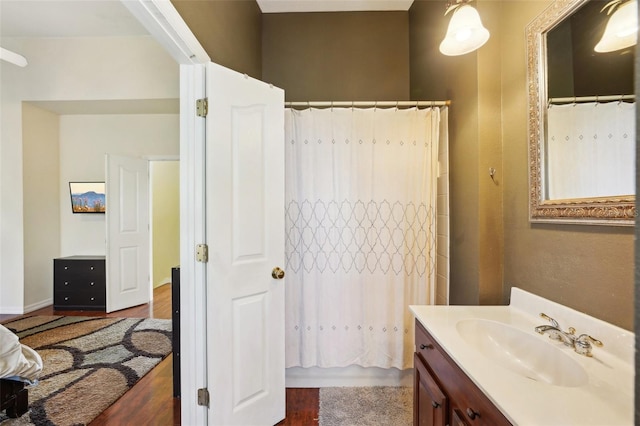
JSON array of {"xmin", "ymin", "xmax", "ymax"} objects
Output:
[
  {"xmin": 0, "ymin": 36, "xmax": 178, "ymax": 313},
  {"xmin": 59, "ymin": 114, "xmax": 179, "ymax": 256}
]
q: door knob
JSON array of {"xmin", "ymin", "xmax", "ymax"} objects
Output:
[{"xmin": 272, "ymin": 267, "xmax": 285, "ymax": 279}]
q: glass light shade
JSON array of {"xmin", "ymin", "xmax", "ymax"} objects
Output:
[
  {"xmin": 594, "ymin": 0, "xmax": 638, "ymax": 53},
  {"xmin": 439, "ymin": 4, "xmax": 490, "ymax": 56}
]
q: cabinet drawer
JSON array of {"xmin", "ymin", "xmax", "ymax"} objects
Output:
[
  {"xmin": 55, "ymin": 261, "xmax": 104, "ymax": 279},
  {"xmin": 54, "ymin": 291, "xmax": 105, "ymax": 309},
  {"xmin": 416, "ymin": 320, "xmax": 452, "ymax": 375},
  {"xmin": 54, "ymin": 278, "xmax": 102, "ymax": 293}
]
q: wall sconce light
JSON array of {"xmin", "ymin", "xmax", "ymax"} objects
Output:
[
  {"xmin": 595, "ymin": 0, "xmax": 638, "ymax": 53},
  {"xmin": 0, "ymin": 47, "xmax": 28, "ymax": 67},
  {"xmin": 439, "ymin": 0, "xmax": 490, "ymax": 56}
]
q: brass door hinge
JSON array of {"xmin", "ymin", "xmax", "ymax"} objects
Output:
[
  {"xmin": 196, "ymin": 98, "xmax": 208, "ymax": 117},
  {"xmin": 197, "ymin": 388, "xmax": 210, "ymax": 407},
  {"xmin": 196, "ymin": 244, "xmax": 209, "ymax": 263}
]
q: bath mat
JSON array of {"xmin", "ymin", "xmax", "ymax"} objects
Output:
[{"xmin": 319, "ymin": 386, "xmax": 412, "ymax": 426}]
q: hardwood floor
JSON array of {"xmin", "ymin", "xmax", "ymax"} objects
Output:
[{"xmin": 1, "ymin": 284, "xmax": 320, "ymax": 425}]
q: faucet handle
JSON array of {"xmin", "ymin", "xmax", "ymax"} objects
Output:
[
  {"xmin": 539, "ymin": 313, "xmax": 559, "ymax": 328},
  {"xmin": 574, "ymin": 334, "xmax": 603, "ymax": 357}
]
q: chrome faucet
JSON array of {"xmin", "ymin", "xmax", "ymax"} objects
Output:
[
  {"xmin": 534, "ymin": 313, "xmax": 603, "ymax": 356},
  {"xmin": 535, "ymin": 313, "xmax": 576, "ymax": 346},
  {"xmin": 574, "ymin": 334, "xmax": 603, "ymax": 357}
]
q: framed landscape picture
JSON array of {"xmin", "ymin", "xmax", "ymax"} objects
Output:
[{"xmin": 69, "ymin": 182, "xmax": 106, "ymax": 213}]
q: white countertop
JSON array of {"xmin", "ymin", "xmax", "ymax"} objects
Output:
[{"xmin": 410, "ymin": 288, "xmax": 634, "ymax": 426}]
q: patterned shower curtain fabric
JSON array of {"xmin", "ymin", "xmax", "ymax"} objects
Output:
[
  {"xmin": 284, "ymin": 106, "xmax": 440, "ymax": 369},
  {"xmin": 546, "ymin": 101, "xmax": 635, "ymax": 199}
]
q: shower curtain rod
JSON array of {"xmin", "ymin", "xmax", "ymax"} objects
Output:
[
  {"xmin": 284, "ymin": 100, "xmax": 450, "ymax": 108},
  {"xmin": 549, "ymin": 94, "xmax": 635, "ymax": 104}
]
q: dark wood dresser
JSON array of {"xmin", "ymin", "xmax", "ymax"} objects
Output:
[
  {"xmin": 171, "ymin": 266, "xmax": 181, "ymax": 397},
  {"xmin": 53, "ymin": 255, "xmax": 106, "ymax": 311}
]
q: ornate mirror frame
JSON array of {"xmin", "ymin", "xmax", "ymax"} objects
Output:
[{"xmin": 526, "ymin": 0, "xmax": 635, "ymax": 226}]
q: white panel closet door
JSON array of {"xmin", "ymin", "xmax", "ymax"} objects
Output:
[{"xmin": 105, "ymin": 154, "xmax": 150, "ymax": 313}]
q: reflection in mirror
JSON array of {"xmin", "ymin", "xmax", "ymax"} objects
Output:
[{"xmin": 526, "ymin": 0, "xmax": 636, "ymax": 225}]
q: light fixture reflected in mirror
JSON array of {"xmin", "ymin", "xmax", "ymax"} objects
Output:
[
  {"xmin": 595, "ymin": 0, "xmax": 638, "ymax": 52},
  {"xmin": 439, "ymin": 1, "xmax": 490, "ymax": 56}
]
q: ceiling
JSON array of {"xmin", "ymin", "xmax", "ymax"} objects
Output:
[
  {"xmin": 0, "ymin": 1, "xmax": 149, "ymax": 38},
  {"xmin": 0, "ymin": 0, "xmax": 414, "ymax": 114},
  {"xmin": 256, "ymin": 0, "xmax": 414, "ymax": 13},
  {"xmin": 1, "ymin": 0, "xmax": 415, "ymax": 38}
]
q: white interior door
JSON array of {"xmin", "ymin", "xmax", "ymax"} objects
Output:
[
  {"xmin": 105, "ymin": 154, "xmax": 150, "ymax": 313},
  {"xmin": 205, "ymin": 62, "xmax": 285, "ymax": 425}
]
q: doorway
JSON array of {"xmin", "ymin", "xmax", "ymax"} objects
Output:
[{"xmin": 150, "ymin": 159, "xmax": 180, "ymax": 292}]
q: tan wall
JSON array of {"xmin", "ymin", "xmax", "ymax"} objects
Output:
[
  {"xmin": 151, "ymin": 161, "xmax": 180, "ymax": 288},
  {"xmin": 22, "ymin": 103, "xmax": 60, "ymax": 308},
  {"xmin": 262, "ymin": 11, "xmax": 410, "ymax": 101},
  {"xmin": 499, "ymin": 0, "xmax": 634, "ymax": 330},
  {"xmin": 410, "ymin": 0, "xmax": 486, "ymax": 305},
  {"xmin": 410, "ymin": 0, "xmax": 634, "ymax": 330},
  {"xmin": 177, "ymin": 0, "xmax": 634, "ymax": 330},
  {"xmin": 171, "ymin": 0, "xmax": 262, "ymax": 78}
]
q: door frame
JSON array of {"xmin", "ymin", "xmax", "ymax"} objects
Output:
[{"xmin": 122, "ymin": 1, "xmax": 210, "ymax": 425}]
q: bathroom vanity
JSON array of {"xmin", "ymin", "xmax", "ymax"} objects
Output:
[
  {"xmin": 414, "ymin": 320, "xmax": 510, "ymax": 425},
  {"xmin": 411, "ymin": 288, "xmax": 634, "ymax": 425}
]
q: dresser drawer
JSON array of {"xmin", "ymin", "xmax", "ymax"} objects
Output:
[
  {"xmin": 54, "ymin": 290, "xmax": 105, "ymax": 309},
  {"xmin": 54, "ymin": 260, "xmax": 104, "ymax": 279}
]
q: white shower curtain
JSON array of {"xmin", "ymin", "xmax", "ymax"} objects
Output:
[
  {"xmin": 284, "ymin": 106, "xmax": 441, "ymax": 369},
  {"xmin": 547, "ymin": 102, "xmax": 635, "ymax": 199}
]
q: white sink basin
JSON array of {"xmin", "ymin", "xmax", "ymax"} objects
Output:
[{"xmin": 456, "ymin": 319, "xmax": 588, "ymax": 387}]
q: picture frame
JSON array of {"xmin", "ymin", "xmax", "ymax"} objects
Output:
[{"xmin": 69, "ymin": 182, "xmax": 106, "ymax": 214}]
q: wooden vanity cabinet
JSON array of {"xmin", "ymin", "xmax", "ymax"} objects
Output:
[{"xmin": 414, "ymin": 320, "xmax": 511, "ymax": 426}]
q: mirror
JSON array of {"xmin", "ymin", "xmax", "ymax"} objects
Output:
[{"xmin": 526, "ymin": 0, "xmax": 636, "ymax": 225}]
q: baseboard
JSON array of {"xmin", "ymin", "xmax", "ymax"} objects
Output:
[
  {"xmin": 155, "ymin": 278, "xmax": 172, "ymax": 288},
  {"xmin": 0, "ymin": 305, "xmax": 24, "ymax": 315},
  {"xmin": 24, "ymin": 298, "xmax": 53, "ymax": 313},
  {"xmin": 285, "ymin": 366, "xmax": 413, "ymax": 388}
]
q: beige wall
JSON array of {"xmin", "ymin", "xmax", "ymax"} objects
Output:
[
  {"xmin": 176, "ymin": 0, "xmax": 634, "ymax": 330},
  {"xmin": 151, "ymin": 161, "xmax": 180, "ymax": 288},
  {"xmin": 410, "ymin": 0, "xmax": 487, "ymax": 305},
  {"xmin": 262, "ymin": 11, "xmax": 410, "ymax": 101},
  {"xmin": 171, "ymin": 0, "xmax": 262, "ymax": 78},
  {"xmin": 498, "ymin": 1, "xmax": 634, "ymax": 330},
  {"xmin": 22, "ymin": 103, "xmax": 60, "ymax": 310},
  {"xmin": 411, "ymin": 0, "xmax": 633, "ymax": 330}
]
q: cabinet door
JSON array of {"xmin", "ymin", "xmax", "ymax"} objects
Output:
[
  {"xmin": 414, "ymin": 353, "xmax": 447, "ymax": 426},
  {"xmin": 451, "ymin": 409, "xmax": 469, "ymax": 426}
]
